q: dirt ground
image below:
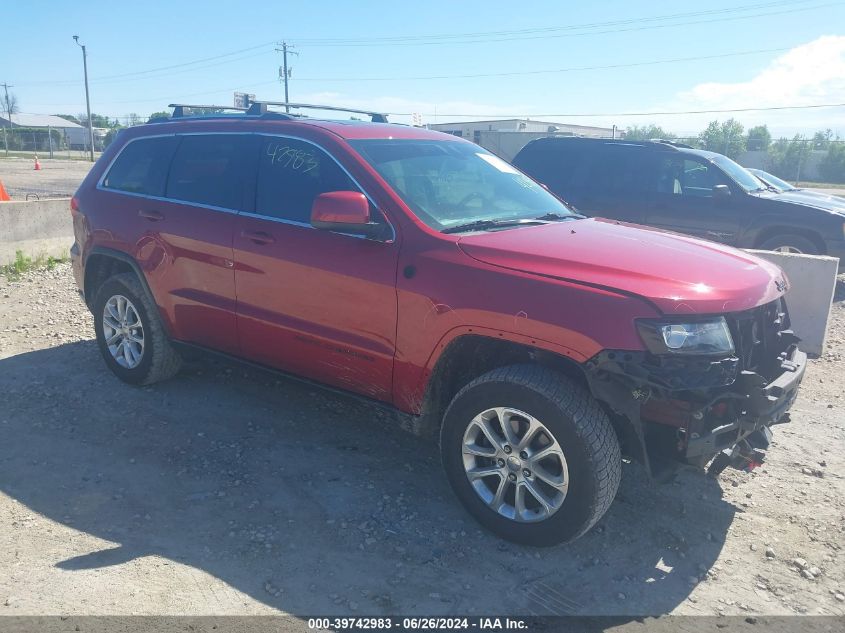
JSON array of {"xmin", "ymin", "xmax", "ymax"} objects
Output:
[
  {"xmin": 0, "ymin": 158, "xmax": 95, "ymax": 200},
  {"xmin": 0, "ymin": 263, "xmax": 843, "ymax": 618}
]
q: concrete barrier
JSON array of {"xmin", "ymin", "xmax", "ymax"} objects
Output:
[
  {"xmin": 745, "ymin": 249, "xmax": 840, "ymax": 358},
  {"xmin": 0, "ymin": 198, "xmax": 73, "ymax": 265}
]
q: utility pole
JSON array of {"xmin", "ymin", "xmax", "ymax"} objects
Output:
[
  {"xmin": 2, "ymin": 82, "xmax": 13, "ymax": 157},
  {"xmin": 73, "ymin": 35, "xmax": 95, "ymax": 162},
  {"xmin": 275, "ymin": 41, "xmax": 298, "ymax": 113}
]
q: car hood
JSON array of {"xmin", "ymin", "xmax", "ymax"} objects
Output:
[
  {"xmin": 457, "ymin": 218, "xmax": 786, "ymax": 315},
  {"xmin": 760, "ymin": 190, "xmax": 845, "ymax": 215}
]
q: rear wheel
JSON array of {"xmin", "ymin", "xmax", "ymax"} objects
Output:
[
  {"xmin": 759, "ymin": 234, "xmax": 819, "ymax": 255},
  {"xmin": 440, "ymin": 365, "xmax": 621, "ymax": 546},
  {"xmin": 92, "ymin": 273, "xmax": 182, "ymax": 385}
]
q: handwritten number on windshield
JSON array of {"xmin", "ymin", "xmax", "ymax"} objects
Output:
[{"xmin": 266, "ymin": 144, "xmax": 318, "ymax": 173}]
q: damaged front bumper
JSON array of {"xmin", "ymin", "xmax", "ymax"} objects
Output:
[
  {"xmin": 585, "ymin": 299, "xmax": 806, "ymax": 475},
  {"xmin": 684, "ymin": 345, "xmax": 806, "ymax": 467}
]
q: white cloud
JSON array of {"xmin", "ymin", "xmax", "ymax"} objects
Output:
[
  {"xmin": 666, "ymin": 35, "xmax": 845, "ymax": 135},
  {"xmin": 288, "ymin": 39, "xmax": 845, "ymax": 136}
]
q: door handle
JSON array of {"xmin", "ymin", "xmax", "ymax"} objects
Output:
[
  {"xmin": 138, "ymin": 209, "xmax": 164, "ymax": 221},
  {"xmin": 241, "ymin": 230, "xmax": 275, "ymax": 245}
]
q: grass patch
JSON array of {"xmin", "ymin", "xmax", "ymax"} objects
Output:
[{"xmin": 1, "ymin": 250, "xmax": 68, "ymax": 281}]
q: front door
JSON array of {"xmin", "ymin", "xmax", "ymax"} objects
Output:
[
  {"xmin": 646, "ymin": 156, "xmax": 741, "ymax": 245},
  {"xmin": 233, "ymin": 136, "xmax": 399, "ymax": 401}
]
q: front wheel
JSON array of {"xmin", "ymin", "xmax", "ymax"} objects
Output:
[
  {"xmin": 440, "ymin": 365, "xmax": 621, "ymax": 546},
  {"xmin": 759, "ymin": 234, "xmax": 819, "ymax": 255}
]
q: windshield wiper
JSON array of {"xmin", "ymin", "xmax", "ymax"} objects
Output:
[
  {"xmin": 534, "ymin": 212, "xmax": 585, "ymax": 221},
  {"xmin": 441, "ymin": 218, "xmax": 547, "ymax": 234}
]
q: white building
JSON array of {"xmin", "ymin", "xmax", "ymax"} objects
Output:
[
  {"xmin": 0, "ymin": 113, "xmax": 106, "ymax": 151},
  {"xmin": 428, "ymin": 118, "xmax": 620, "ymax": 161}
]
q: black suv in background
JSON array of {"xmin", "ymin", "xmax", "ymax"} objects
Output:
[{"xmin": 513, "ymin": 137, "xmax": 845, "ymax": 263}]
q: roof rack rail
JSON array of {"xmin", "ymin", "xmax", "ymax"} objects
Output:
[
  {"xmin": 169, "ymin": 103, "xmax": 249, "ymax": 118},
  {"xmin": 246, "ymin": 100, "xmax": 389, "ymax": 123},
  {"xmin": 650, "ymin": 138, "xmax": 694, "ymax": 149}
]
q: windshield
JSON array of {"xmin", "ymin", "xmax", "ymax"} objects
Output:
[
  {"xmin": 710, "ymin": 155, "xmax": 766, "ymax": 192},
  {"xmin": 349, "ymin": 139, "xmax": 576, "ymax": 231},
  {"xmin": 750, "ymin": 169, "xmax": 795, "ymax": 191}
]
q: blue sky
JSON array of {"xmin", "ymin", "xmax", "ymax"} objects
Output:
[{"xmin": 4, "ymin": 0, "xmax": 845, "ymax": 136}]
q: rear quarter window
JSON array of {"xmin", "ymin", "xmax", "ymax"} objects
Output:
[
  {"xmin": 514, "ymin": 141, "xmax": 586, "ymax": 192},
  {"xmin": 102, "ymin": 136, "xmax": 178, "ymax": 197}
]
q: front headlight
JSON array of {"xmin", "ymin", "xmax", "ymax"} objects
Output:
[{"xmin": 637, "ymin": 317, "xmax": 735, "ymax": 355}]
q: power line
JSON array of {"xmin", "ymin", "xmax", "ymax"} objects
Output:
[
  {"xmin": 24, "ymin": 45, "xmax": 799, "ymax": 107},
  {"xmin": 14, "ymin": 43, "xmax": 279, "ymax": 87},
  {"xmin": 288, "ymin": 1, "xmax": 840, "ymax": 46},
  {"xmin": 290, "ymin": 1, "xmax": 807, "ymax": 43},
  {"xmin": 388, "ymin": 103, "xmax": 845, "ymax": 118},
  {"xmin": 289, "ymin": 47, "xmax": 792, "ymax": 82},
  {"xmin": 11, "ymin": 1, "xmax": 838, "ymax": 88}
]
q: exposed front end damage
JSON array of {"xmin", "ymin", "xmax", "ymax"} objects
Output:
[{"xmin": 585, "ymin": 298, "xmax": 806, "ymax": 478}]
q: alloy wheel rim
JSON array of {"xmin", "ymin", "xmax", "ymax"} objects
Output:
[
  {"xmin": 103, "ymin": 294, "xmax": 145, "ymax": 369},
  {"xmin": 774, "ymin": 245, "xmax": 803, "ymax": 254},
  {"xmin": 462, "ymin": 407, "xmax": 568, "ymax": 523}
]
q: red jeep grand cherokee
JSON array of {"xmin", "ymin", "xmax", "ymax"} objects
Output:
[{"xmin": 70, "ymin": 102, "xmax": 806, "ymax": 546}]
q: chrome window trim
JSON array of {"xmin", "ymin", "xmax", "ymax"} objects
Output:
[
  {"xmin": 238, "ymin": 211, "xmax": 310, "ymax": 228},
  {"xmin": 96, "ymin": 130, "xmax": 397, "ymax": 241}
]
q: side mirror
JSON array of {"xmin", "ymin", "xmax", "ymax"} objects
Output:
[
  {"xmin": 311, "ymin": 191, "xmax": 384, "ymax": 238},
  {"xmin": 713, "ymin": 184, "xmax": 732, "ymax": 200}
]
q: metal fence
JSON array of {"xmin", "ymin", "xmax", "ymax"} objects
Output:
[{"xmin": 0, "ymin": 127, "xmax": 106, "ymax": 160}]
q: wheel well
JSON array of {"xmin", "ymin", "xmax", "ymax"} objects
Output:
[
  {"xmin": 83, "ymin": 254, "xmax": 134, "ymax": 307},
  {"xmin": 418, "ymin": 335, "xmax": 589, "ymax": 437},
  {"xmin": 753, "ymin": 226, "xmax": 826, "ymax": 254}
]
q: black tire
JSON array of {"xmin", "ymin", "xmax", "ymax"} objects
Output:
[
  {"xmin": 759, "ymin": 233, "xmax": 819, "ymax": 255},
  {"xmin": 92, "ymin": 272, "xmax": 182, "ymax": 385},
  {"xmin": 440, "ymin": 364, "xmax": 621, "ymax": 546}
]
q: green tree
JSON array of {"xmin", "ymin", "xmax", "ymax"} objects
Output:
[
  {"xmin": 74, "ymin": 113, "xmax": 118, "ymax": 129},
  {"xmin": 767, "ymin": 135, "xmax": 813, "ymax": 181},
  {"xmin": 624, "ymin": 124, "xmax": 674, "ymax": 140},
  {"xmin": 746, "ymin": 125, "xmax": 771, "ymax": 152},
  {"xmin": 812, "ymin": 129, "xmax": 834, "ymax": 150},
  {"xmin": 147, "ymin": 110, "xmax": 170, "ymax": 122},
  {"xmin": 698, "ymin": 119, "xmax": 746, "ymax": 159},
  {"xmin": 819, "ymin": 143, "xmax": 845, "ymax": 184},
  {"xmin": 55, "ymin": 114, "xmax": 81, "ymax": 125}
]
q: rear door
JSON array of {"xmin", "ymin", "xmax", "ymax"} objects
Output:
[
  {"xmin": 514, "ymin": 141, "xmax": 649, "ymax": 223},
  {"xmin": 572, "ymin": 145, "xmax": 650, "ymax": 224},
  {"xmin": 232, "ymin": 135, "xmax": 399, "ymax": 401},
  {"xmin": 645, "ymin": 155, "xmax": 742, "ymax": 244},
  {"xmin": 99, "ymin": 134, "xmax": 247, "ymax": 354}
]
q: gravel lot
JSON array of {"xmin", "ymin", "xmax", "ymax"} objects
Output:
[
  {"xmin": 0, "ymin": 158, "xmax": 95, "ymax": 200},
  {"xmin": 0, "ymin": 264, "xmax": 843, "ymax": 617}
]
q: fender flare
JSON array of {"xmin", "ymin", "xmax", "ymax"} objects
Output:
[{"xmin": 85, "ymin": 246, "xmax": 170, "ymax": 336}]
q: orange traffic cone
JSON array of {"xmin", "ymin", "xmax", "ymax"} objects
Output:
[
  {"xmin": 34, "ymin": 155, "xmax": 41, "ymax": 171},
  {"xmin": 0, "ymin": 180, "xmax": 10, "ymax": 201}
]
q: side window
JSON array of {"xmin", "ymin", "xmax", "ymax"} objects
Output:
[
  {"xmin": 586, "ymin": 148, "xmax": 649, "ymax": 196},
  {"xmin": 514, "ymin": 143, "xmax": 573, "ymax": 191},
  {"xmin": 656, "ymin": 157, "xmax": 721, "ymax": 198},
  {"xmin": 166, "ymin": 135, "xmax": 252, "ymax": 210},
  {"xmin": 103, "ymin": 136, "xmax": 177, "ymax": 196},
  {"xmin": 256, "ymin": 137, "xmax": 359, "ymax": 223}
]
